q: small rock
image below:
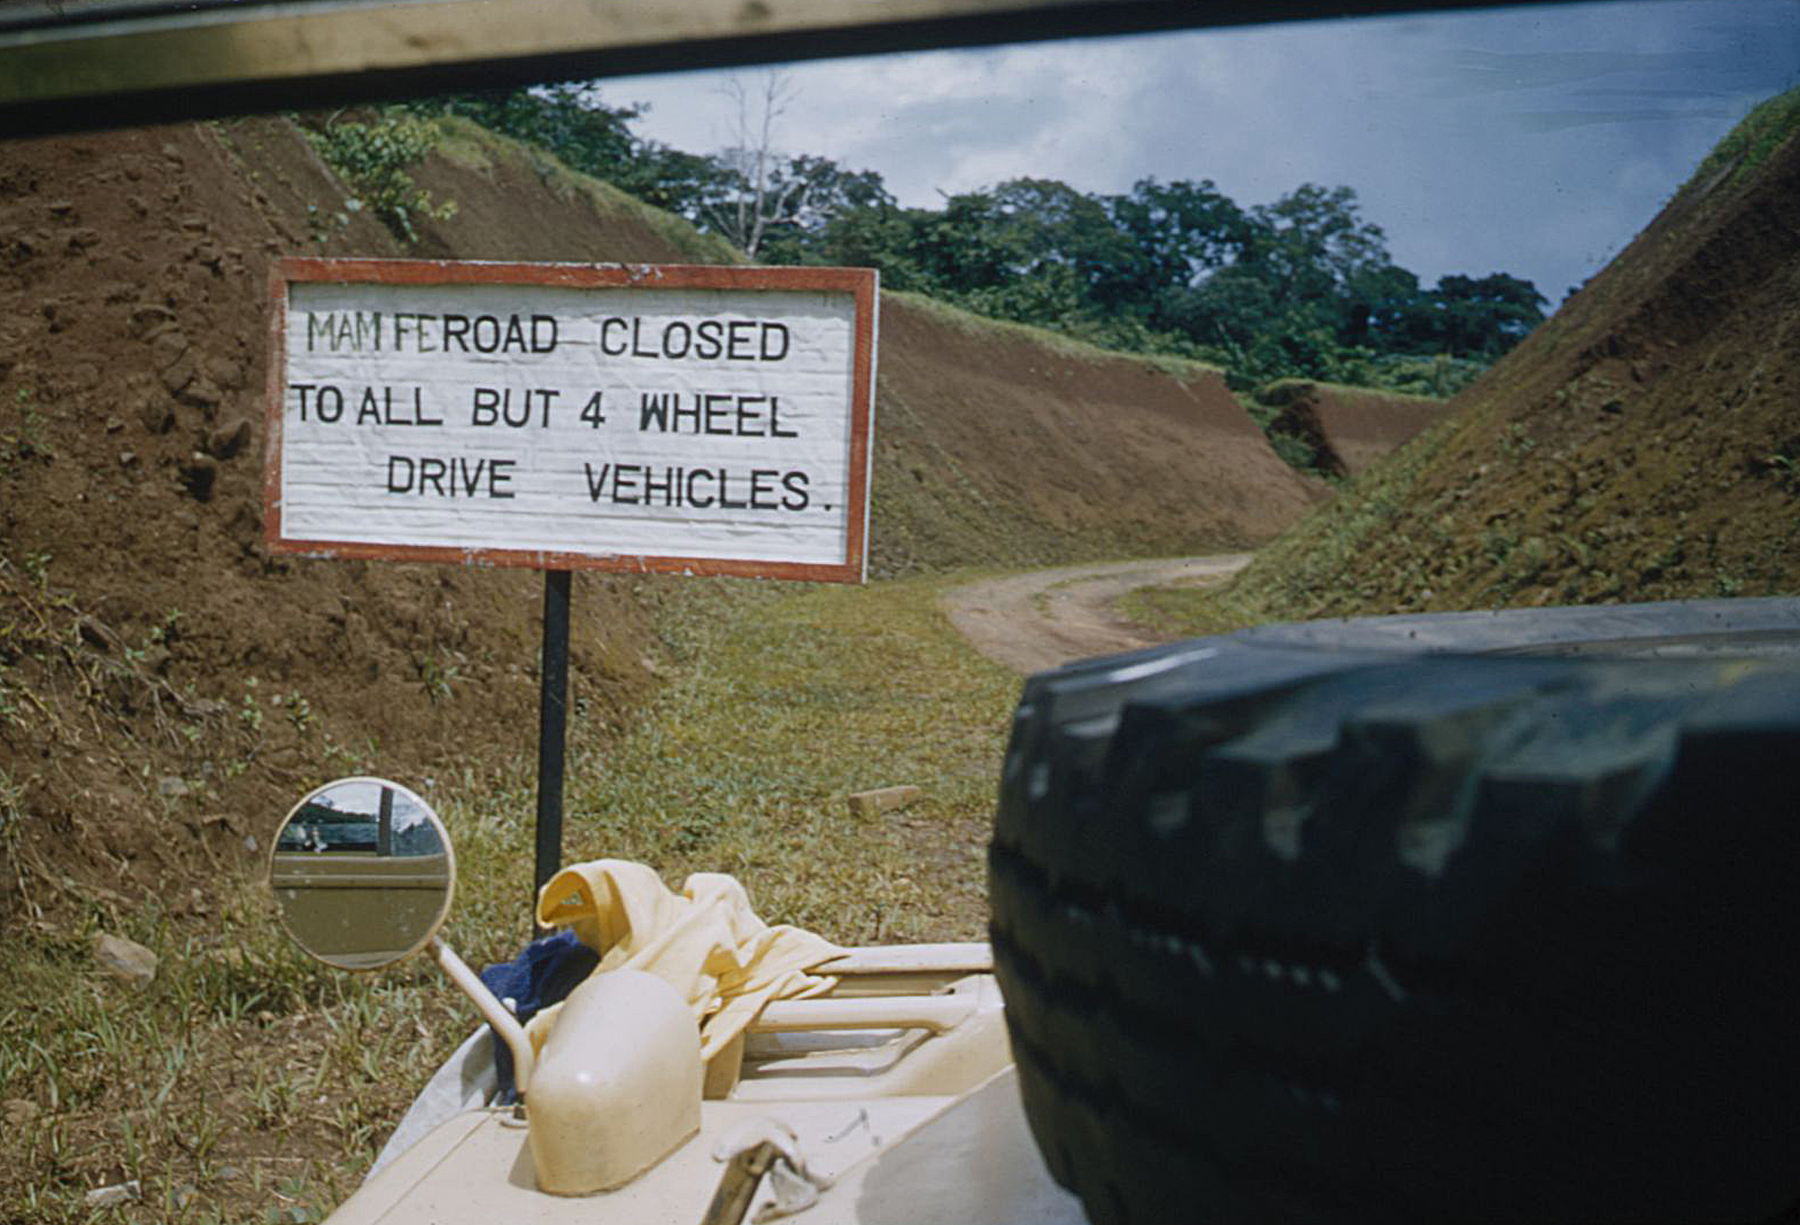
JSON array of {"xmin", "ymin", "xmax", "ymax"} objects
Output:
[
  {"xmin": 136, "ymin": 397, "xmax": 174, "ymax": 434},
  {"xmin": 178, "ymin": 453, "xmax": 218, "ymax": 501},
  {"xmin": 177, "ymin": 377, "xmax": 222, "ymax": 409},
  {"xmin": 159, "ymin": 776, "xmax": 190, "ymax": 798},
  {"xmin": 206, "ymin": 419, "xmax": 252, "ymax": 460},
  {"xmin": 128, "ymin": 304, "xmax": 176, "ymax": 337},
  {"xmin": 159, "ymin": 361, "xmax": 196, "ymax": 398},
  {"xmin": 118, "ymin": 451, "xmax": 137, "ymax": 467},
  {"xmin": 3, "ymin": 1098, "xmax": 41, "ymax": 1127},
  {"xmin": 190, "ymin": 241, "xmax": 224, "ymax": 273},
  {"xmin": 85, "ymin": 1180, "xmax": 140, "ymax": 1209},
  {"xmin": 846, "ymin": 785, "xmax": 924, "ymax": 817},
  {"xmin": 93, "ymin": 932, "xmax": 158, "ymax": 987},
  {"xmin": 77, "ymin": 617, "xmax": 119, "ymax": 651},
  {"xmin": 243, "ymin": 833, "xmax": 259, "ymax": 854},
  {"xmin": 203, "ymin": 355, "xmax": 245, "ymax": 392},
  {"xmin": 149, "ymin": 328, "xmax": 189, "ymax": 371},
  {"xmin": 105, "ymin": 416, "xmax": 125, "ymax": 433}
]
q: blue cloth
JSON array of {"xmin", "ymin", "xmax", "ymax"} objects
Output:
[{"xmin": 478, "ymin": 929, "xmax": 599, "ymax": 1102}]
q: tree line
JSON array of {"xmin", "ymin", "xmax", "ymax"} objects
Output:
[{"xmin": 411, "ymin": 84, "xmax": 1547, "ymax": 396}]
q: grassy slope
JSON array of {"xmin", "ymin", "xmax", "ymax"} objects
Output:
[
  {"xmin": 1242, "ymin": 376, "xmax": 1449, "ymax": 479},
  {"xmin": 869, "ymin": 290, "xmax": 1320, "ymax": 576},
  {"xmin": 1131, "ymin": 86, "xmax": 1800, "ymax": 636},
  {"xmin": 423, "ymin": 116, "xmax": 747, "ymax": 267}
]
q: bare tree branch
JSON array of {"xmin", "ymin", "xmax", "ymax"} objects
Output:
[{"xmin": 711, "ymin": 70, "xmax": 800, "ymax": 257}]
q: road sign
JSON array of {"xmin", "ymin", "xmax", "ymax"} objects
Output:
[{"xmin": 266, "ymin": 259, "xmax": 877, "ymax": 583}]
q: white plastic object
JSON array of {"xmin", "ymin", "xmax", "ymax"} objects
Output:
[
  {"xmin": 750, "ymin": 993, "xmax": 977, "ymax": 1034},
  {"xmin": 428, "ymin": 937, "xmax": 535, "ymax": 1097},
  {"xmin": 528, "ymin": 968, "xmax": 702, "ymax": 1195}
]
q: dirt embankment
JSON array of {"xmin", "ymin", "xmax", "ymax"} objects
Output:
[
  {"xmin": 0, "ymin": 119, "xmax": 686, "ymax": 923},
  {"xmin": 1224, "ymin": 105, "xmax": 1800, "ymax": 620},
  {"xmin": 1259, "ymin": 380, "xmax": 1453, "ymax": 479},
  {"xmin": 872, "ymin": 298, "xmax": 1324, "ymax": 576},
  {"xmin": 0, "ymin": 114, "xmax": 1321, "ymax": 925}
]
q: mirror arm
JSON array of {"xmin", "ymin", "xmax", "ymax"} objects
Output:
[{"xmin": 429, "ymin": 935, "xmax": 536, "ymax": 1099}]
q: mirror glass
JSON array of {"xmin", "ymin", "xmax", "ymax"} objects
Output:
[{"xmin": 269, "ymin": 777, "xmax": 455, "ymax": 970}]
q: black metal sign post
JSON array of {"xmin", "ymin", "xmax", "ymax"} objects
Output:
[{"xmin": 533, "ymin": 569, "xmax": 572, "ymax": 923}]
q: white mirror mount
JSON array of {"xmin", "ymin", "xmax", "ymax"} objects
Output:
[{"xmin": 428, "ymin": 935, "xmax": 537, "ymax": 1098}]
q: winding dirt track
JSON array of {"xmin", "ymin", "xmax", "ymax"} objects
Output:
[{"xmin": 941, "ymin": 555, "xmax": 1252, "ymax": 676}]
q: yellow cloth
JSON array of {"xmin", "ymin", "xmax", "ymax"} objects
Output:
[{"xmin": 525, "ymin": 859, "xmax": 844, "ymax": 1061}]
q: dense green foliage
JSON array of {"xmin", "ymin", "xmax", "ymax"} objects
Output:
[
  {"xmin": 418, "ymin": 83, "xmax": 1547, "ymax": 391},
  {"xmin": 784, "ymin": 178, "xmax": 1542, "ymax": 391},
  {"xmin": 301, "ymin": 109, "xmax": 457, "ymax": 243}
]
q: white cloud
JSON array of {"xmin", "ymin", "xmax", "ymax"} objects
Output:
[{"xmin": 606, "ymin": 0, "xmax": 1800, "ymax": 299}]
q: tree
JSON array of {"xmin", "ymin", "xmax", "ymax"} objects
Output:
[
  {"xmin": 1343, "ymin": 260, "xmax": 1423, "ymax": 348},
  {"xmin": 788, "ymin": 201, "xmax": 934, "ymax": 288},
  {"xmin": 419, "ymin": 83, "xmax": 644, "ymax": 183},
  {"xmin": 989, "ymin": 178, "xmax": 1142, "ymax": 319},
  {"xmin": 425, "ymin": 85, "xmax": 1551, "ymax": 391},
  {"xmin": 1229, "ymin": 183, "xmax": 1393, "ymax": 333},
  {"xmin": 705, "ymin": 72, "xmax": 807, "ymax": 258},
  {"xmin": 754, "ymin": 155, "xmax": 896, "ymax": 264},
  {"xmin": 1428, "ymin": 273, "xmax": 1548, "ymax": 357},
  {"xmin": 629, "ymin": 144, "xmax": 742, "ymax": 226},
  {"xmin": 1105, "ymin": 178, "xmax": 1249, "ymax": 313},
  {"xmin": 1163, "ymin": 182, "xmax": 1404, "ymax": 377}
]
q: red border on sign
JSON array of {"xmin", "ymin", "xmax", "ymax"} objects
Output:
[{"xmin": 264, "ymin": 258, "xmax": 878, "ymax": 583}]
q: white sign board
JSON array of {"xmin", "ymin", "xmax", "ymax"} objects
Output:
[{"xmin": 265, "ymin": 260, "xmax": 877, "ymax": 582}]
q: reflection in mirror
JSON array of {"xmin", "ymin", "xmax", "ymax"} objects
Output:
[{"xmin": 269, "ymin": 777, "xmax": 455, "ymax": 971}]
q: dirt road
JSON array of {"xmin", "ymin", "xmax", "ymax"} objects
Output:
[{"xmin": 941, "ymin": 555, "xmax": 1251, "ymax": 675}]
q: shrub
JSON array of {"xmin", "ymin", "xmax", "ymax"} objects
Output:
[{"xmin": 304, "ymin": 110, "xmax": 457, "ymax": 244}]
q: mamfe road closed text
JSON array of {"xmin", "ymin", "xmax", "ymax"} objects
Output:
[{"xmin": 265, "ymin": 261, "xmax": 877, "ymax": 582}]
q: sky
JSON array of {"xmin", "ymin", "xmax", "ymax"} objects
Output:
[{"xmin": 604, "ymin": 0, "xmax": 1800, "ymax": 305}]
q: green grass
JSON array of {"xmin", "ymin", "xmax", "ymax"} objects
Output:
[
  {"xmin": 1690, "ymin": 83, "xmax": 1800, "ymax": 190},
  {"xmin": 0, "ymin": 569, "xmax": 1022, "ymax": 1221},
  {"xmin": 1251, "ymin": 377, "xmax": 1437, "ymax": 409},
  {"xmin": 432, "ymin": 116, "xmax": 746, "ymax": 267},
  {"xmin": 1117, "ymin": 409, "xmax": 1468, "ymax": 635},
  {"xmin": 883, "ymin": 289, "xmax": 1223, "ymax": 381},
  {"xmin": 1115, "ymin": 579, "xmax": 1273, "ymax": 640},
  {"xmin": 547, "ymin": 572, "xmax": 1020, "ymax": 943},
  {"xmin": 0, "ymin": 887, "xmax": 467, "ymax": 1224}
]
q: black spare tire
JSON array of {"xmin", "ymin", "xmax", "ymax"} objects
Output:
[{"xmin": 988, "ymin": 597, "xmax": 1800, "ymax": 1224}]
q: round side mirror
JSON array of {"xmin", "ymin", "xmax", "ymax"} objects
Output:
[{"xmin": 269, "ymin": 777, "xmax": 455, "ymax": 971}]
